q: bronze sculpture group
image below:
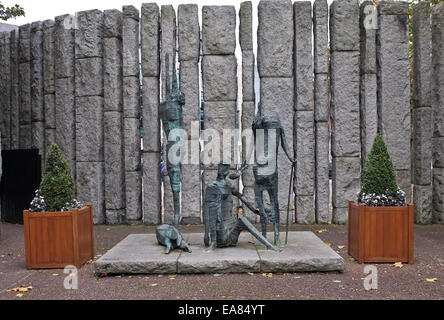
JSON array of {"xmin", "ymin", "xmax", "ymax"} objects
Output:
[{"xmin": 156, "ymin": 54, "xmax": 295, "ymax": 254}]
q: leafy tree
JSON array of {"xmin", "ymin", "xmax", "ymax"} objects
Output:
[
  {"xmin": 0, "ymin": 2, "xmax": 24, "ymax": 21},
  {"xmin": 361, "ymin": 135, "xmax": 399, "ymax": 195},
  {"xmin": 40, "ymin": 144, "xmax": 76, "ymax": 212}
]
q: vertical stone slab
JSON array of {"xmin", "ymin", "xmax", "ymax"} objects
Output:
[
  {"xmin": 122, "ymin": 5, "xmax": 142, "ymax": 224},
  {"xmin": 141, "ymin": 3, "xmax": 161, "ymax": 225},
  {"xmin": 377, "ymin": 2, "xmax": 411, "ymax": 202},
  {"xmin": 43, "ymin": 20, "xmax": 56, "ymax": 160},
  {"xmin": 293, "ymin": 2, "xmax": 314, "ymax": 224},
  {"xmin": 19, "ymin": 24, "xmax": 32, "ymax": 149},
  {"xmin": 75, "ymin": 10, "xmax": 105, "ymax": 224},
  {"xmin": 432, "ymin": 3, "xmax": 444, "ymax": 223},
  {"xmin": 330, "ymin": 0, "xmax": 360, "ymax": 224},
  {"xmin": 0, "ymin": 32, "xmax": 11, "ymax": 150},
  {"xmin": 54, "ymin": 14, "xmax": 76, "ymax": 177},
  {"xmin": 104, "ymin": 9, "xmax": 125, "ymax": 225},
  {"xmin": 160, "ymin": 5, "xmax": 177, "ymax": 224},
  {"xmin": 178, "ymin": 4, "xmax": 201, "ymax": 224},
  {"xmin": 258, "ymin": 0, "xmax": 294, "ymax": 221},
  {"xmin": 240, "ymin": 1, "xmax": 256, "ymax": 223},
  {"xmin": 314, "ymin": 0, "xmax": 330, "ymax": 224},
  {"xmin": 31, "ymin": 22, "xmax": 45, "ymax": 162},
  {"xmin": 10, "ymin": 29, "xmax": 20, "ymax": 150},
  {"xmin": 412, "ymin": 1, "xmax": 432, "ymax": 224}
]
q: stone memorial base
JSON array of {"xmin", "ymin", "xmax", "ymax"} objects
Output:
[{"xmin": 94, "ymin": 232, "xmax": 344, "ymax": 275}]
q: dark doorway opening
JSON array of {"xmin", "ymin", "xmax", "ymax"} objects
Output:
[{"xmin": 1, "ymin": 149, "xmax": 41, "ymax": 224}]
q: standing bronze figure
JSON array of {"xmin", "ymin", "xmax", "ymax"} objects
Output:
[
  {"xmin": 251, "ymin": 115, "xmax": 296, "ymax": 246},
  {"xmin": 160, "ymin": 53, "xmax": 185, "ymax": 228}
]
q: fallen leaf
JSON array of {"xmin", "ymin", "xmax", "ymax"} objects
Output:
[
  {"xmin": 247, "ymin": 272, "xmax": 254, "ymax": 276},
  {"xmin": 9, "ymin": 286, "xmax": 33, "ymax": 293},
  {"xmin": 426, "ymin": 278, "xmax": 438, "ymax": 283},
  {"xmin": 262, "ymin": 273, "xmax": 273, "ymax": 278},
  {"xmin": 16, "ymin": 293, "xmax": 25, "ymax": 298},
  {"xmin": 316, "ymin": 229, "xmax": 328, "ymax": 234},
  {"xmin": 128, "ymin": 276, "xmax": 133, "ymax": 279},
  {"xmin": 168, "ymin": 275, "xmax": 177, "ymax": 279},
  {"xmin": 151, "ymin": 283, "xmax": 158, "ymax": 287},
  {"xmin": 325, "ymin": 242, "xmax": 331, "ymax": 247},
  {"xmin": 393, "ymin": 262, "xmax": 403, "ymax": 268},
  {"xmin": 338, "ymin": 245, "xmax": 345, "ymax": 249},
  {"xmin": 52, "ymin": 273, "xmax": 59, "ymax": 276}
]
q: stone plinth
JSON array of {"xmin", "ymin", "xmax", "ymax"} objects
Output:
[{"xmin": 94, "ymin": 231, "xmax": 345, "ymax": 274}]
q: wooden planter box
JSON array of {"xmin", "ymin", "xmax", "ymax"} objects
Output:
[
  {"xmin": 348, "ymin": 201, "xmax": 414, "ymax": 264},
  {"xmin": 23, "ymin": 205, "xmax": 94, "ymax": 269}
]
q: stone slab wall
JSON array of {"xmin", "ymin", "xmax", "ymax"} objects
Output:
[{"xmin": 0, "ymin": 1, "xmax": 442, "ymax": 225}]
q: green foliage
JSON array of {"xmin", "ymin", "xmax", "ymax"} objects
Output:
[
  {"xmin": 361, "ymin": 135, "xmax": 399, "ymax": 195},
  {"xmin": 0, "ymin": 2, "xmax": 24, "ymax": 21},
  {"xmin": 40, "ymin": 144, "xmax": 76, "ymax": 212}
]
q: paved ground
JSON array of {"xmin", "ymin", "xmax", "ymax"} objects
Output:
[{"xmin": 0, "ymin": 223, "xmax": 443, "ymax": 300}]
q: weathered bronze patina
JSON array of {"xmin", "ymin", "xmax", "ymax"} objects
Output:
[{"xmin": 203, "ymin": 163, "xmax": 280, "ymax": 252}]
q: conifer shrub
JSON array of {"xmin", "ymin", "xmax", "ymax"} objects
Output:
[
  {"xmin": 358, "ymin": 135, "xmax": 406, "ymax": 206},
  {"xmin": 39, "ymin": 144, "xmax": 76, "ymax": 212}
]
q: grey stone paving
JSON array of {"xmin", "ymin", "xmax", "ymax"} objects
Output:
[{"xmin": 95, "ymin": 231, "xmax": 344, "ymax": 275}]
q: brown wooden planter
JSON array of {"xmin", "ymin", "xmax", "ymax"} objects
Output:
[
  {"xmin": 23, "ymin": 205, "xmax": 94, "ymax": 269},
  {"xmin": 348, "ymin": 201, "xmax": 414, "ymax": 264}
]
